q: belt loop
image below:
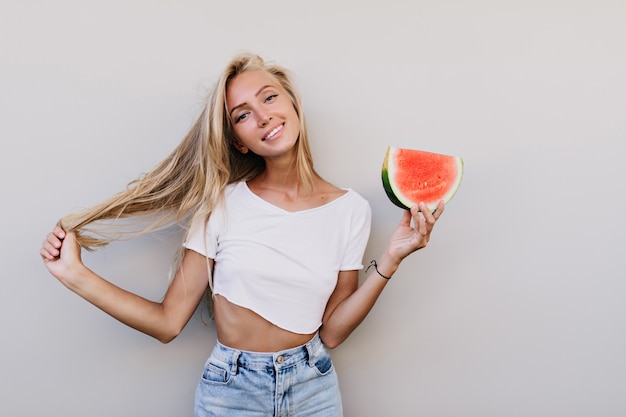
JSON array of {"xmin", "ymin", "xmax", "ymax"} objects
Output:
[
  {"xmin": 306, "ymin": 333, "xmax": 318, "ymax": 367},
  {"xmin": 231, "ymin": 349, "xmax": 241, "ymax": 375}
]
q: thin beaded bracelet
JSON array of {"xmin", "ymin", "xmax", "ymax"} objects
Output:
[{"xmin": 365, "ymin": 259, "xmax": 392, "ymax": 280}]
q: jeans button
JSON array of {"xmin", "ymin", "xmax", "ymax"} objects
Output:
[{"xmin": 276, "ymin": 355, "xmax": 284, "ymax": 364}]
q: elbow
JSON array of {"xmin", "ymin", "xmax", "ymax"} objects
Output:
[
  {"xmin": 156, "ymin": 324, "xmax": 184, "ymax": 344},
  {"xmin": 319, "ymin": 330, "xmax": 346, "ymax": 350},
  {"xmin": 323, "ymin": 339, "xmax": 341, "ymax": 350},
  {"xmin": 157, "ymin": 334, "xmax": 177, "ymax": 344}
]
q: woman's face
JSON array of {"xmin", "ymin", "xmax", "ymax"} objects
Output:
[{"xmin": 226, "ymin": 70, "xmax": 300, "ymax": 159}]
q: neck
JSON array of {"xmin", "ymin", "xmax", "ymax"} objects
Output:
[
  {"xmin": 258, "ymin": 152, "xmax": 299, "ymax": 186},
  {"xmin": 251, "ymin": 158, "xmax": 320, "ymax": 198},
  {"xmin": 252, "ymin": 168, "xmax": 300, "ymax": 192}
]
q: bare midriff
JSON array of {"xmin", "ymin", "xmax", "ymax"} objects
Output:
[{"xmin": 213, "ymin": 294, "xmax": 317, "ymax": 352}]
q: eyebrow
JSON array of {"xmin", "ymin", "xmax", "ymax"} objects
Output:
[{"xmin": 228, "ymin": 84, "xmax": 274, "ymax": 117}]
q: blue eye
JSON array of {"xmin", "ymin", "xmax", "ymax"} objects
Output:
[
  {"xmin": 235, "ymin": 112, "xmax": 249, "ymax": 123},
  {"xmin": 265, "ymin": 94, "xmax": 278, "ymax": 103}
]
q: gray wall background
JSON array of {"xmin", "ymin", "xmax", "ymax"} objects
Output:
[{"xmin": 2, "ymin": 0, "xmax": 625, "ymax": 416}]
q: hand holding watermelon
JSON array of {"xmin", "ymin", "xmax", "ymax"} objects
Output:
[
  {"xmin": 388, "ymin": 200, "xmax": 444, "ymax": 260},
  {"xmin": 371, "ymin": 147, "xmax": 461, "ymax": 277},
  {"xmin": 371, "ymin": 199, "xmax": 445, "ymax": 279}
]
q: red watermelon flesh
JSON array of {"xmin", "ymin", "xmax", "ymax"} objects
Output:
[{"xmin": 382, "ymin": 147, "xmax": 463, "ymax": 211}]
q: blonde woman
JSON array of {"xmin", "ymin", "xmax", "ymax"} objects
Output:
[{"xmin": 40, "ymin": 53, "xmax": 445, "ymax": 416}]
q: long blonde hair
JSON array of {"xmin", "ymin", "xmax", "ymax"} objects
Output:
[{"xmin": 60, "ymin": 53, "xmax": 317, "ymax": 252}]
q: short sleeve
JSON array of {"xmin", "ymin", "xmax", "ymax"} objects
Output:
[
  {"xmin": 339, "ymin": 194, "xmax": 372, "ymax": 271},
  {"xmin": 183, "ymin": 204, "xmax": 225, "ymax": 259}
]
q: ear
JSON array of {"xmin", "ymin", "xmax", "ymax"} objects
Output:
[{"xmin": 233, "ymin": 141, "xmax": 249, "ymax": 154}]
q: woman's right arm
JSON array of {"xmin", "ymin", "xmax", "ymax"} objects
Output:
[{"xmin": 40, "ymin": 226, "xmax": 212, "ymax": 343}]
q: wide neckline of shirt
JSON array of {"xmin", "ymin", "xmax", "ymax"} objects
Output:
[{"xmin": 240, "ymin": 181, "xmax": 353, "ymax": 214}]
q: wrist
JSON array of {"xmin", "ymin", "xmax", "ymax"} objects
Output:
[
  {"xmin": 366, "ymin": 254, "xmax": 400, "ymax": 280},
  {"xmin": 366, "ymin": 260, "xmax": 392, "ymax": 280},
  {"xmin": 376, "ymin": 258, "xmax": 399, "ymax": 279},
  {"xmin": 61, "ymin": 263, "xmax": 91, "ymax": 291}
]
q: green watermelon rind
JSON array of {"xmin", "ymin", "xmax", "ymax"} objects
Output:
[
  {"xmin": 382, "ymin": 168, "xmax": 410, "ymax": 209},
  {"xmin": 381, "ymin": 147, "xmax": 464, "ymax": 212}
]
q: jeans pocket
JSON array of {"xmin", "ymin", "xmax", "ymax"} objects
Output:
[
  {"xmin": 311, "ymin": 350, "xmax": 334, "ymax": 376},
  {"xmin": 201, "ymin": 359, "xmax": 233, "ymax": 386}
]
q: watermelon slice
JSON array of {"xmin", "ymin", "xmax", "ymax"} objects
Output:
[{"xmin": 382, "ymin": 147, "xmax": 464, "ymax": 211}]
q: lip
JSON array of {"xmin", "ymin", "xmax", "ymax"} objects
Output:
[{"xmin": 261, "ymin": 123, "xmax": 284, "ymax": 141}]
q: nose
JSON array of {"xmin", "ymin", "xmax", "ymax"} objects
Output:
[{"xmin": 258, "ymin": 114, "xmax": 272, "ymax": 127}]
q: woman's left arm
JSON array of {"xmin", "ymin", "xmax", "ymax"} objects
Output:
[{"xmin": 319, "ymin": 201, "xmax": 444, "ymax": 348}]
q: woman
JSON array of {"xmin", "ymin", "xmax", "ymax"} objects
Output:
[{"xmin": 40, "ymin": 53, "xmax": 445, "ymax": 416}]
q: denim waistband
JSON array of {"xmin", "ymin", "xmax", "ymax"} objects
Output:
[{"xmin": 212, "ymin": 333, "xmax": 323, "ymax": 372}]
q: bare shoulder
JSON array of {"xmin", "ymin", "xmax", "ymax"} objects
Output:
[{"xmin": 314, "ymin": 178, "xmax": 348, "ymax": 204}]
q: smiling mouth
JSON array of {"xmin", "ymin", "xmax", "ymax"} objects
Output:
[{"xmin": 262, "ymin": 124, "xmax": 283, "ymax": 141}]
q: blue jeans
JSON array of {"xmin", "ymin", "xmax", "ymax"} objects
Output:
[{"xmin": 194, "ymin": 333, "xmax": 343, "ymax": 417}]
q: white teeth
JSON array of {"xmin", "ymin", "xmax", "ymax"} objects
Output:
[{"xmin": 264, "ymin": 125, "xmax": 282, "ymax": 140}]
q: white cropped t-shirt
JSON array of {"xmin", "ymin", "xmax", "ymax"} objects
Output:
[{"xmin": 184, "ymin": 181, "xmax": 372, "ymax": 334}]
